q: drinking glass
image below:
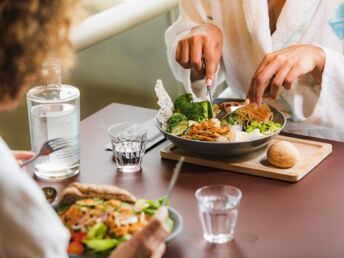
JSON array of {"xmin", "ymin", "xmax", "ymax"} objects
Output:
[
  {"xmin": 195, "ymin": 185, "xmax": 242, "ymax": 244},
  {"xmin": 108, "ymin": 122, "xmax": 147, "ymax": 173}
]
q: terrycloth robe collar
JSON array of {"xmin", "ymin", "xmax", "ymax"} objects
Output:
[{"xmin": 242, "ymin": 0, "xmax": 322, "ymax": 56}]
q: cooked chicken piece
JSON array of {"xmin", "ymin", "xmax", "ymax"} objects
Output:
[{"xmin": 185, "ymin": 119, "xmax": 231, "ymax": 142}]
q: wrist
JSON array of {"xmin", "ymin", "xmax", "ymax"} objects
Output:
[{"xmin": 311, "ymin": 46, "xmax": 326, "ymax": 84}]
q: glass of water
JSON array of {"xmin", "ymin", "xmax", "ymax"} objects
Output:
[
  {"xmin": 195, "ymin": 185, "xmax": 242, "ymax": 244},
  {"xmin": 108, "ymin": 122, "xmax": 147, "ymax": 173}
]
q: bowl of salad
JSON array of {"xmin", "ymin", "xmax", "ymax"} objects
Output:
[
  {"xmin": 56, "ymin": 183, "xmax": 182, "ymax": 258},
  {"xmin": 155, "ymin": 91, "xmax": 285, "ymax": 156}
]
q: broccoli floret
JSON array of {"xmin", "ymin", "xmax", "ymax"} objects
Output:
[
  {"xmin": 190, "ymin": 101, "xmax": 210, "ymax": 122},
  {"xmin": 173, "ymin": 94, "xmax": 211, "ymax": 122},
  {"xmin": 167, "ymin": 112, "xmax": 188, "ymax": 132},
  {"xmin": 174, "ymin": 94, "xmax": 193, "ymax": 114}
]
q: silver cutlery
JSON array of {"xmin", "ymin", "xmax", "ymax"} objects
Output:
[
  {"xmin": 162, "ymin": 156, "xmax": 185, "ymax": 206},
  {"xmin": 206, "ymin": 84, "xmax": 214, "ymax": 118},
  {"xmin": 202, "ymin": 55, "xmax": 214, "ymax": 118},
  {"xmin": 20, "ymin": 138, "xmax": 68, "ymax": 168},
  {"xmin": 215, "ymin": 104, "xmax": 246, "ymax": 120}
]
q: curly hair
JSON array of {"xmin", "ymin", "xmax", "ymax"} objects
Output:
[{"xmin": 0, "ymin": 0, "xmax": 79, "ymax": 101}]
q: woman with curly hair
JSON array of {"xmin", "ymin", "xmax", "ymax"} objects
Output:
[
  {"xmin": 0, "ymin": 1, "xmax": 77, "ymax": 257},
  {"xmin": 0, "ymin": 1, "xmax": 168, "ymax": 258}
]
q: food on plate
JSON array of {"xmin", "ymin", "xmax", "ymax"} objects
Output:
[
  {"xmin": 167, "ymin": 112, "xmax": 188, "ymax": 135},
  {"xmin": 57, "ymin": 183, "xmax": 173, "ymax": 256},
  {"xmin": 164, "ymin": 93, "xmax": 281, "ymax": 142},
  {"xmin": 185, "ymin": 118, "xmax": 231, "ymax": 142},
  {"xmin": 59, "ymin": 182, "xmax": 137, "ymax": 205},
  {"xmin": 267, "ymin": 141, "xmax": 299, "ymax": 168},
  {"xmin": 173, "ymin": 93, "xmax": 212, "ymax": 122}
]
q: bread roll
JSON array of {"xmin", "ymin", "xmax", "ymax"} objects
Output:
[
  {"xmin": 267, "ymin": 141, "xmax": 299, "ymax": 168},
  {"xmin": 58, "ymin": 182, "xmax": 137, "ymax": 205}
]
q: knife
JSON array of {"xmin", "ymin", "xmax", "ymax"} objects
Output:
[{"xmin": 206, "ymin": 81, "xmax": 214, "ymax": 118}]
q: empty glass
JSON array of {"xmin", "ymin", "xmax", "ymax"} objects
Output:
[
  {"xmin": 108, "ymin": 122, "xmax": 147, "ymax": 173},
  {"xmin": 195, "ymin": 185, "xmax": 242, "ymax": 244}
]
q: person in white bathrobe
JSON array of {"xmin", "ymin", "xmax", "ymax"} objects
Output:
[
  {"xmin": 0, "ymin": 1, "xmax": 169, "ymax": 258},
  {"xmin": 165, "ymin": 0, "xmax": 344, "ymax": 141}
]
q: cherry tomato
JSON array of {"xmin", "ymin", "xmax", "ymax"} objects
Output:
[{"xmin": 67, "ymin": 241, "xmax": 85, "ymax": 255}]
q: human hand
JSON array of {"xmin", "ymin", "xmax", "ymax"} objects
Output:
[
  {"xmin": 175, "ymin": 23, "xmax": 223, "ymax": 84},
  {"xmin": 246, "ymin": 45, "xmax": 325, "ymax": 105},
  {"xmin": 12, "ymin": 150, "xmax": 35, "ymax": 168},
  {"xmin": 109, "ymin": 207, "xmax": 170, "ymax": 258},
  {"xmin": 12, "ymin": 150, "xmax": 35, "ymax": 164}
]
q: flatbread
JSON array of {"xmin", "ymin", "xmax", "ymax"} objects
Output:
[{"xmin": 58, "ymin": 182, "xmax": 137, "ymax": 205}]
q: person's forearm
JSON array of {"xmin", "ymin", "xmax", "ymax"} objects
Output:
[{"xmin": 310, "ymin": 46, "xmax": 326, "ymax": 85}]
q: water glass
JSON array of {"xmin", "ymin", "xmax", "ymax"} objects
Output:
[
  {"xmin": 195, "ymin": 185, "xmax": 242, "ymax": 244},
  {"xmin": 108, "ymin": 122, "xmax": 147, "ymax": 173}
]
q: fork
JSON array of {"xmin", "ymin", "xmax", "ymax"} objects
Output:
[
  {"xmin": 161, "ymin": 156, "xmax": 185, "ymax": 206},
  {"xmin": 215, "ymin": 104, "xmax": 246, "ymax": 120},
  {"xmin": 20, "ymin": 138, "xmax": 68, "ymax": 167}
]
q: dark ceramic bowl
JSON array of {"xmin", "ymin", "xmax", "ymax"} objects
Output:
[{"xmin": 156, "ymin": 98, "xmax": 286, "ymax": 156}]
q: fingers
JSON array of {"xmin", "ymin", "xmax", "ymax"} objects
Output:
[
  {"xmin": 203, "ymin": 42, "xmax": 218, "ymax": 84},
  {"xmin": 132, "ymin": 207, "xmax": 169, "ymax": 258},
  {"xmin": 246, "ymin": 79, "xmax": 255, "ymax": 104},
  {"xmin": 248, "ymin": 44, "xmax": 326, "ymax": 105},
  {"xmin": 180, "ymin": 39, "xmax": 190, "ymax": 69},
  {"xmin": 269, "ymin": 64, "xmax": 290, "ymax": 99},
  {"xmin": 144, "ymin": 209, "xmax": 169, "ymax": 238},
  {"xmin": 255, "ymin": 53, "xmax": 275, "ymax": 76},
  {"xmin": 190, "ymin": 37, "xmax": 204, "ymax": 76},
  {"xmin": 109, "ymin": 207, "xmax": 169, "ymax": 258},
  {"xmin": 248, "ymin": 51, "xmax": 295, "ymax": 105},
  {"xmin": 12, "ymin": 151, "xmax": 35, "ymax": 160},
  {"xmin": 175, "ymin": 42, "xmax": 182, "ymax": 65},
  {"xmin": 176, "ymin": 39, "xmax": 190, "ymax": 69},
  {"xmin": 284, "ymin": 66, "xmax": 302, "ymax": 90},
  {"xmin": 175, "ymin": 24, "xmax": 223, "ymax": 84},
  {"xmin": 153, "ymin": 206, "xmax": 168, "ymax": 222},
  {"xmin": 176, "ymin": 34, "xmax": 218, "ymax": 84},
  {"xmin": 247, "ymin": 54, "xmax": 275, "ymax": 104},
  {"xmin": 151, "ymin": 244, "xmax": 166, "ymax": 258},
  {"xmin": 251, "ymin": 60, "xmax": 281, "ymax": 105}
]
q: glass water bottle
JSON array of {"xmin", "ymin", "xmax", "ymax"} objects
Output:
[{"xmin": 26, "ymin": 61, "xmax": 80, "ymax": 181}]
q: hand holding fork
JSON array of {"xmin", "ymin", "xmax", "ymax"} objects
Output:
[{"xmin": 20, "ymin": 138, "xmax": 68, "ymax": 167}]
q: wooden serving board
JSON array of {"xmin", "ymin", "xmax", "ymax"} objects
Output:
[{"xmin": 160, "ymin": 135, "xmax": 332, "ymax": 182}]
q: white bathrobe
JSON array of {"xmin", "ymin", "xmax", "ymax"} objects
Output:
[
  {"xmin": 0, "ymin": 138, "xmax": 69, "ymax": 258},
  {"xmin": 165, "ymin": 0, "xmax": 344, "ymax": 141}
]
